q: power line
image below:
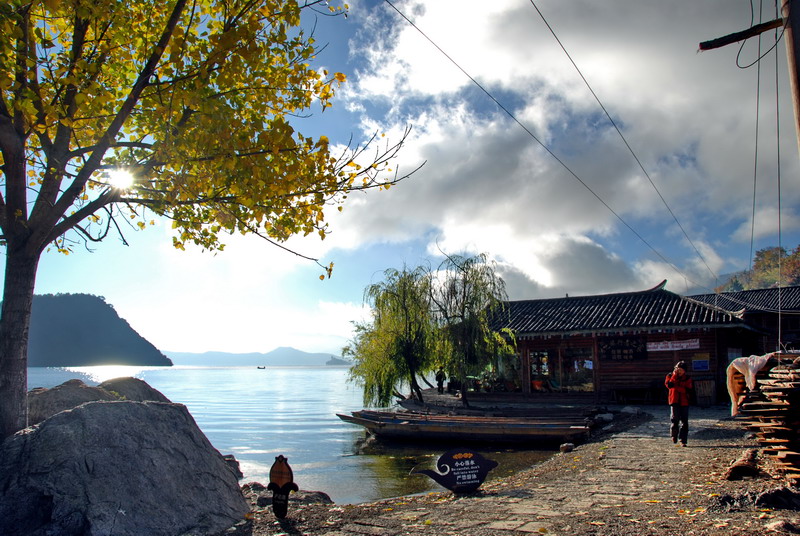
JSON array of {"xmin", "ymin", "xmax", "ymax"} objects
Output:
[
  {"xmin": 748, "ymin": 0, "xmax": 764, "ymax": 272},
  {"xmin": 526, "ymin": 0, "xmax": 719, "ymax": 284},
  {"xmin": 381, "ymin": 0, "xmax": 711, "ymax": 292}
]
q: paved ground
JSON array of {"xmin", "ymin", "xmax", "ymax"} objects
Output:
[{"xmin": 240, "ymin": 405, "xmax": 800, "ymax": 535}]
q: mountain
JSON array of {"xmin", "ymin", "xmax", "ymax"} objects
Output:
[
  {"xmin": 28, "ymin": 293, "xmax": 172, "ymax": 367},
  {"xmin": 165, "ymin": 346, "xmax": 349, "ymax": 367}
]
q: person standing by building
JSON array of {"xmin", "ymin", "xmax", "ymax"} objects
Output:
[
  {"xmin": 436, "ymin": 368, "xmax": 446, "ymax": 394},
  {"xmin": 665, "ymin": 360, "xmax": 693, "ymax": 446}
]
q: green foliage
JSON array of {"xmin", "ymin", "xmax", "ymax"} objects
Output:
[
  {"xmin": 716, "ymin": 245, "xmax": 800, "ymax": 292},
  {"xmin": 0, "ymin": 0, "xmax": 409, "ymax": 264},
  {"xmin": 346, "ymin": 266, "xmax": 437, "ymax": 406},
  {"xmin": 431, "ymin": 253, "xmax": 516, "ymax": 387},
  {"xmin": 345, "ymin": 255, "xmax": 516, "ymax": 406},
  {"xmin": 344, "ymin": 321, "xmax": 406, "ymax": 407}
]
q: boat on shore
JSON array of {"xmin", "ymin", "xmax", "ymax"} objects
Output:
[
  {"xmin": 336, "ymin": 409, "xmax": 591, "ymax": 445},
  {"xmin": 397, "ymin": 397, "xmax": 595, "ymax": 419}
]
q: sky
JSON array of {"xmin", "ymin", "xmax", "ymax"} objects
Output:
[{"xmin": 29, "ymin": 0, "xmax": 800, "ymax": 355}]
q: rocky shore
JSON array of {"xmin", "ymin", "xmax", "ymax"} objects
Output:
[{"xmin": 226, "ymin": 405, "xmax": 800, "ymax": 536}]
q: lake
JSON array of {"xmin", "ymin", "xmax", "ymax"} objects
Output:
[{"xmin": 27, "ymin": 366, "xmax": 554, "ymax": 504}]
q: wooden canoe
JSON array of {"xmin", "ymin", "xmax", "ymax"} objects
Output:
[{"xmin": 336, "ymin": 410, "xmax": 591, "ymax": 445}]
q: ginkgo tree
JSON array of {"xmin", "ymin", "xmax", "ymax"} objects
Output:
[{"xmin": 0, "ymin": 0, "xmax": 416, "ymax": 439}]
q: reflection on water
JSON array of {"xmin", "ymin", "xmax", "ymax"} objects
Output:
[
  {"xmin": 64, "ymin": 366, "xmax": 150, "ymax": 383},
  {"xmin": 27, "ymin": 366, "xmax": 556, "ymax": 504}
]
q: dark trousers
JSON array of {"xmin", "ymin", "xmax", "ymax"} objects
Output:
[{"xmin": 670, "ymin": 404, "xmax": 689, "ymax": 444}]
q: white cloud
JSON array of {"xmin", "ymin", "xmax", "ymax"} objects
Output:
[{"xmin": 332, "ymin": 0, "xmax": 800, "ymax": 298}]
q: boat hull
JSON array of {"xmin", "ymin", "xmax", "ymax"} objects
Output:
[{"xmin": 337, "ymin": 410, "xmax": 590, "ymax": 445}]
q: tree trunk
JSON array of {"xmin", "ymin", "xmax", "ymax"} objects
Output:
[{"xmin": 0, "ymin": 249, "xmax": 40, "ymax": 440}]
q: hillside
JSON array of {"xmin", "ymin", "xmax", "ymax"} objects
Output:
[
  {"xmin": 28, "ymin": 294, "xmax": 172, "ymax": 367},
  {"xmin": 165, "ymin": 346, "xmax": 348, "ymax": 367}
]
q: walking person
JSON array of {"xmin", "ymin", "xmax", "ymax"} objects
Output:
[
  {"xmin": 435, "ymin": 368, "xmax": 446, "ymax": 394},
  {"xmin": 665, "ymin": 360, "xmax": 693, "ymax": 446}
]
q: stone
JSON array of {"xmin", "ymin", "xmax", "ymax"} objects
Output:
[
  {"xmin": 0, "ymin": 400, "xmax": 248, "ymax": 536},
  {"xmin": 224, "ymin": 454, "xmax": 244, "ymax": 480},
  {"xmin": 242, "ymin": 482, "xmax": 333, "ymax": 507},
  {"xmin": 97, "ymin": 376, "xmax": 172, "ymax": 402},
  {"xmin": 27, "ymin": 378, "xmax": 117, "ymax": 425},
  {"xmin": 756, "ymin": 487, "xmax": 800, "ymax": 510},
  {"xmin": 765, "ymin": 519, "xmax": 800, "ymax": 533},
  {"xmin": 620, "ymin": 406, "xmax": 642, "ymax": 414},
  {"xmin": 594, "ymin": 413, "xmax": 615, "ymax": 423},
  {"xmin": 560, "ymin": 442, "xmax": 575, "ymax": 453}
]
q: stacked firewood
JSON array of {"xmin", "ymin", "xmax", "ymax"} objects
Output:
[{"xmin": 738, "ymin": 357, "xmax": 800, "ymax": 483}]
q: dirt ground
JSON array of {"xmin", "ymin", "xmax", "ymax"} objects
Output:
[{"xmin": 221, "ymin": 409, "xmax": 800, "ymax": 536}]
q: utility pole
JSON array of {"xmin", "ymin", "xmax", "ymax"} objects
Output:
[
  {"xmin": 700, "ymin": 0, "xmax": 800, "ymax": 158},
  {"xmin": 783, "ymin": 0, "xmax": 800, "ymax": 157}
]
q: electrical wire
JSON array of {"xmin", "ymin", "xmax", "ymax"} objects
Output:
[
  {"xmin": 774, "ymin": 5, "xmax": 784, "ymax": 349},
  {"xmin": 526, "ymin": 0, "xmax": 719, "ymax": 285},
  {"xmin": 748, "ymin": 0, "xmax": 765, "ymax": 271},
  {"xmin": 381, "ymin": 0, "xmax": 707, "ymax": 292}
]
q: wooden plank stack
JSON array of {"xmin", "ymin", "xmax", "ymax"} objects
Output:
[{"xmin": 738, "ymin": 355, "xmax": 800, "ymax": 483}]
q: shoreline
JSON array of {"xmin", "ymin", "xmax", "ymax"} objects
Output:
[{"xmin": 228, "ymin": 405, "xmax": 799, "ymax": 536}]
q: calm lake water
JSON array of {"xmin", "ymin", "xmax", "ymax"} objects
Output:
[{"xmin": 27, "ymin": 366, "xmax": 554, "ymax": 504}]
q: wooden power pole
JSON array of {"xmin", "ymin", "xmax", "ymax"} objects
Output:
[
  {"xmin": 783, "ymin": 0, "xmax": 800, "ymax": 158},
  {"xmin": 701, "ymin": 0, "xmax": 800, "ymax": 157}
]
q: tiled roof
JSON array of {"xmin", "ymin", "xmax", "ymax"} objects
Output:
[
  {"xmin": 688, "ymin": 285, "xmax": 800, "ymax": 313},
  {"xmin": 492, "ymin": 281, "xmax": 747, "ymax": 336}
]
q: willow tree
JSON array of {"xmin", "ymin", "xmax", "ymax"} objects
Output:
[
  {"xmin": 0, "ymin": 0, "xmax": 414, "ymax": 439},
  {"xmin": 345, "ymin": 266, "xmax": 438, "ymax": 406},
  {"xmin": 431, "ymin": 253, "xmax": 515, "ymax": 405}
]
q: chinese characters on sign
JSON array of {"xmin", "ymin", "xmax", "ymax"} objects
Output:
[
  {"xmin": 598, "ymin": 336, "xmax": 647, "ymax": 361},
  {"xmin": 646, "ymin": 339, "xmax": 700, "ymax": 352},
  {"xmin": 412, "ymin": 449, "xmax": 498, "ymax": 494}
]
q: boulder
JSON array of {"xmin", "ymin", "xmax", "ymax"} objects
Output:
[
  {"xmin": 0, "ymin": 401, "xmax": 248, "ymax": 536},
  {"xmin": 98, "ymin": 376, "xmax": 172, "ymax": 403},
  {"xmin": 27, "ymin": 379, "xmax": 117, "ymax": 425}
]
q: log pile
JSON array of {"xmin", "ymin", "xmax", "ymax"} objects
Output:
[{"xmin": 738, "ymin": 356, "xmax": 800, "ymax": 483}]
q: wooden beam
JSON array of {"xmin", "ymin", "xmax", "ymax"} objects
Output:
[{"xmin": 699, "ymin": 18, "xmax": 785, "ymax": 51}]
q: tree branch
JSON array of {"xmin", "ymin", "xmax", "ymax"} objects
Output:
[{"xmin": 33, "ymin": 0, "xmax": 189, "ymax": 250}]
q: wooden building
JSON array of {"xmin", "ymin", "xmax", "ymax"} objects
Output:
[
  {"xmin": 491, "ymin": 281, "xmax": 763, "ymax": 404},
  {"xmin": 688, "ymin": 285, "xmax": 800, "ymax": 355}
]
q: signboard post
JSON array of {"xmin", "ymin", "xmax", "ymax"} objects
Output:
[{"xmin": 412, "ymin": 448, "xmax": 498, "ymax": 494}]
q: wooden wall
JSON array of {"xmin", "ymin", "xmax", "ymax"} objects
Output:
[{"xmin": 515, "ymin": 327, "xmax": 755, "ymax": 404}]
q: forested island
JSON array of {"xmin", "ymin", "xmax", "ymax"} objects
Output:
[{"xmin": 27, "ymin": 293, "xmax": 172, "ymax": 367}]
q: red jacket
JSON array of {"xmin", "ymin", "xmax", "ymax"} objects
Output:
[{"xmin": 665, "ymin": 372, "xmax": 693, "ymax": 406}]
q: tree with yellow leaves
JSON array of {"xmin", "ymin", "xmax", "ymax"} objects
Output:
[{"xmin": 0, "ymin": 0, "xmax": 415, "ymax": 439}]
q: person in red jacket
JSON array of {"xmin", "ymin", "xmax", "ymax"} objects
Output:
[{"xmin": 665, "ymin": 360, "xmax": 693, "ymax": 446}]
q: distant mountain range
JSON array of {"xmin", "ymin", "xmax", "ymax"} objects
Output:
[
  {"xmin": 165, "ymin": 347, "xmax": 349, "ymax": 367},
  {"xmin": 28, "ymin": 293, "xmax": 172, "ymax": 367}
]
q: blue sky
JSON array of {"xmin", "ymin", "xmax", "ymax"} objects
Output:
[{"xmin": 30, "ymin": 0, "xmax": 800, "ymax": 354}]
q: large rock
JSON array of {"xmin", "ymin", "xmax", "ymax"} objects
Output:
[
  {"xmin": 98, "ymin": 376, "xmax": 172, "ymax": 403},
  {"xmin": 0, "ymin": 401, "xmax": 248, "ymax": 536},
  {"xmin": 27, "ymin": 379, "xmax": 118, "ymax": 425},
  {"xmin": 27, "ymin": 377, "xmax": 172, "ymax": 425}
]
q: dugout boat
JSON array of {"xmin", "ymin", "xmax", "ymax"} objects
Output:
[{"xmin": 336, "ymin": 409, "xmax": 591, "ymax": 445}]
